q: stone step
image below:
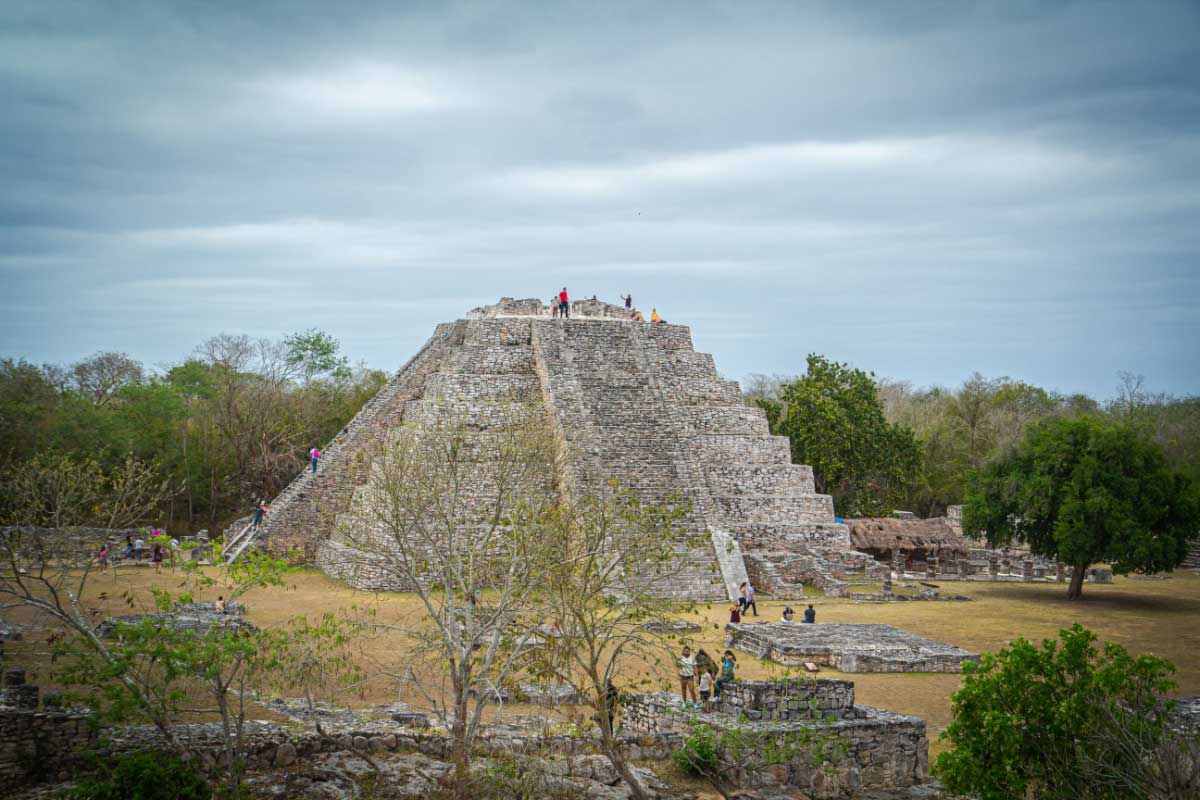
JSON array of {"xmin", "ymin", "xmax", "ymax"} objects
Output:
[
  {"xmin": 424, "ymin": 372, "xmax": 540, "ymax": 402},
  {"xmin": 679, "ymin": 406, "xmax": 770, "ymax": 436},
  {"xmin": 464, "ymin": 319, "xmax": 533, "ymax": 346},
  {"xmin": 712, "ymin": 494, "xmax": 836, "ymax": 525},
  {"xmin": 690, "ymin": 435, "xmax": 793, "ymax": 464},
  {"xmin": 704, "ymin": 464, "xmax": 816, "ymax": 495},
  {"xmin": 731, "ymin": 522, "xmax": 852, "ymax": 551},
  {"xmin": 445, "ymin": 345, "xmax": 535, "ymax": 374},
  {"xmin": 403, "ymin": 399, "xmax": 534, "ymax": 429}
]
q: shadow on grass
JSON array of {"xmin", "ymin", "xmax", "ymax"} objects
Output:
[{"xmin": 975, "ymin": 583, "xmax": 1200, "ymax": 614}]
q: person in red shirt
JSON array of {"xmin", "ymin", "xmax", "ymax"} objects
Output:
[{"xmin": 558, "ymin": 287, "xmax": 569, "ymax": 318}]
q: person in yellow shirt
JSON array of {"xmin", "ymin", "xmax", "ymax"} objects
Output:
[{"xmin": 650, "ymin": 308, "xmax": 662, "ymax": 323}]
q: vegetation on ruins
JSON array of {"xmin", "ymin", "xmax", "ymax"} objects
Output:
[
  {"xmin": 0, "ymin": 332, "xmax": 383, "ymax": 533},
  {"xmin": 337, "ymin": 412, "xmax": 561, "ymax": 800},
  {"xmin": 521, "ymin": 484, "xmax": 702, "ymax": 800},
  {"xmin": 963, "ymin": 415, "xmax": 1200, "ymax": 599},
  {"xmin": 754, "ymin": 354, "xmax": 923, "ymax": 516},
  {"xmin": 672, "ymin": 708, "xmax": 843, "ymax": 800},
  {"xmin": 935, "ymin": 624, "xmax": 1197, "ymax": 800},
  {"xmin": 63, "ymin": 748, "xmax": 212, "ymax": 800}
]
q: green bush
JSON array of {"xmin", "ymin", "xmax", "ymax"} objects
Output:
[
  {"xmin": 672, "ymin": 723, "xmax": 719, "ymax": 776},
  {"xmin": 64, "ymin": 749, "xmax": 211, "ymax": 800}
]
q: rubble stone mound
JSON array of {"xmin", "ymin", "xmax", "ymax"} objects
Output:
[
  {"xmin": 257, "ymin": 298, "xmax": 881, "ymax": 600},
  {"xmin": 725, "ymin": 622, "xmax": 978, "ymax": 673}
]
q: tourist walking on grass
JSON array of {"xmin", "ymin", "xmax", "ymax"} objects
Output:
[
  {"xmin": 97, "ymin": 544, "xmax": 108, "ymax": 574},
  {"xmin": 739, "ymin": 581, "xmax": 758, "ymax": 616},
  {"xmin": 715, "ymin": 650, "xmax": 736, "ymax": 697},
  {"xmin": 134, "ymin": 535, "xmax": 145, "ymax": 561},
  {"xmin": 678, "ymin": 646, "xmax": 698, "ymax": 705},
  {"xmin": 729, "ymin": 603, "xmax": 741, "ymax": 623},
  {"xmin": 152, "ymin": 544, "xmax": 164, "ymax": 573},
  {"xmin": 310, "ymin": 445, "xmax": 320, "ymax": 473},
  {"xmin": 559, "ymin": 287, "xmax": 570, "ymax": 318}
]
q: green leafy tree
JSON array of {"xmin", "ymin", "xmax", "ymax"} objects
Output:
[
  {"xmin": 771, "ymin": 355, "xmax": 923, "ymax": 516},
  {"xmin": 935, "ymin": 625, "xmax": 1181, "ymax": 800},
  {"xmin": 285, "ymin": 328, "xmax": 351, "ymax": 384},
  {"xmin": 964, "ymin": 415, "xmax": 1200, "ymax": 599}
]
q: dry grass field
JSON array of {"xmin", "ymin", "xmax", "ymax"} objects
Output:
[{"xmin": 6, "ymin": 563, "xmax": 1200, "ymax": 757}]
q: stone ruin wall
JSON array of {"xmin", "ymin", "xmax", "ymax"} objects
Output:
[
  {"xmin": 263, "ymin": 298, "xmax": 861, "ymax": 600},
  {"xmin": 622, "ymin": 679, "xmax": 927, "ymax": 797}
]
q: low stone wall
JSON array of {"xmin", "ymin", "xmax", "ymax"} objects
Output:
[
  {"xmin": 716, "ymin": 679, "xmax": 855, "ymax": 721},
  {"xmin": 620, "ymin": 682, "xmax": 928, "ymax": 798},
  {"xmin": 0, "ymin": 707, "xmax": 95, "ymax": 785}
]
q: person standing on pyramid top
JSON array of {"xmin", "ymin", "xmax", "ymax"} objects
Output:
[
  {"xmin": 559, "ymin": 287, "xmax": 570, "ymax": 318},
  {"xmin": 621, "ymin": 293, "xmax": 632, "ymax": 310},
  {"xmin": 550, "ymin": 294, "xmax": 559, "ymax": 318}
]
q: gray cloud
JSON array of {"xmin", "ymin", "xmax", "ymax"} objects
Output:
[{"xmin": 1, "ymin": 0, "xmax": 1198, "ymax": 398}]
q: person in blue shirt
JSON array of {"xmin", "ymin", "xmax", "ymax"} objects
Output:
[{"xmin": 803, "ymin": 604, "xmax": 816, "ymax": 624}]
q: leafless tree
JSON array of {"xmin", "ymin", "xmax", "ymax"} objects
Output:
[
  {"xmin": 328, "ymin": 407, "xmax": 560, "ymax": 800},
  {"xmin": 523, "ymin": 484, "xmax": 705, "ymax": 800},
  {"xmin": 70, "ymin": 351, "xmax": 145, "ymax": 406}
]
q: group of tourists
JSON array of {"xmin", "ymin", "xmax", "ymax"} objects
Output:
[
  {"xmin": 780, "ymin": 604, "xmax": 817, "ymax": 624},
  {"xmin": 677, "ymin": 646, "xmax": 737, "ymax": 711},
  {"xmin": 548, "ymin": 288, "xmax": 667, "ymax": 324},
  {"xmin": 99, "ymin": 530, "xmax": 180, "ymax": 573}
]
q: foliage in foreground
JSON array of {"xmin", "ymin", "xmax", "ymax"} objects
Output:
[
  {"xmin": 964, "ymin": 414, "xmax": 1200, "ymax": 598},
  {"xmin": 62, "ymin": 749, "xmax": 211, "ymax": 800},
  {"xmin": 935, "ymin": 624, "xmax": 1191, "ymax": 800}
]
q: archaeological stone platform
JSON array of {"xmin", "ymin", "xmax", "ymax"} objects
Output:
[
  {"xmin": 725, "ymin": 622, "xmax": 979, "ymax": 673},
  {"xmin": 256, "ymin": 297, "xmax": 872, "ymax": 601}
]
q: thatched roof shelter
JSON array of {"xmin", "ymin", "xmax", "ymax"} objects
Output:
[{"xmin": 844, "ymin": 516, "xmax": 968, "ymax": 557}]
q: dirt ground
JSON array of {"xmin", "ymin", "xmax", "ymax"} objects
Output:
[{"xmin": 6, "ymin": 562, "xmax": 1200, "ymax": 758}]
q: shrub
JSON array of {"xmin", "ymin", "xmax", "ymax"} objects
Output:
[{"xmin": 64, "ymin": 749, "xmax": 211, "ymax": 800}]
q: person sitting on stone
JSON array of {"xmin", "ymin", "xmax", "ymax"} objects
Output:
[
  {"xmin": 803, "ymin": 604, "xmax": 816, "ymax": 624},
  {"xmin": 781, "ymin": 606, "xmax": 796, "ymax": 624},
  {"xmin": 650, "ymin": 308, "xmax": 662, "ymax": 323},
  {"xmin": 715, "ymin": 650, "xmax": 736, "ymax": 697},
  {"xmin": 215, "ymin": 596, "xmax": 227, "ymax": 614}
]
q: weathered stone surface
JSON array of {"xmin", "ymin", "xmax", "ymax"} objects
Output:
[
  {"xmin": 262, "ymin": 299, "xmax": 883, "ymax": 600},
  {"xmin": 725, "ymin": 623, "xmax": 978, "ymax": 673},
  {"xmin": 623, "ymin": 679, "xmax": 929, "ymax": 798}
]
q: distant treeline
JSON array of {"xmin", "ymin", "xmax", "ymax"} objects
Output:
[
  {"xmin": 745, "ymin": 360, "xmax": 1200, "ymax": 518},
  {"xmin": 3, "ymin": 334, "xmax": 1196, "ymax": 531},
  {"xmin": 0, "ymin": 330, "xmax": 386, "ymax": 533}
]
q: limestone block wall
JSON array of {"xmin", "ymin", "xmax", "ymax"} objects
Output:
[
  {"xmin": 258, "ymin": 321, "xmax": 467, "ymax": 558},
  {"xmin": 622, "ymin": 682, "xmax": 928, "ymax": 797},
  {"xmin": 715, "ymin": 679, "xmax": 856, "ymax": 721},
  {"xmin": 0, "ymin": 706, "xmax": 95, "ymax": 786}
]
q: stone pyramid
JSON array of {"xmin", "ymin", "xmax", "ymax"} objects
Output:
[{"xmin": 257, "ymin": 298, "xmax": 864, "ymax": 600}]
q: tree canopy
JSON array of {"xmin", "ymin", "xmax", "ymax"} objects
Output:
[
  {"xmin": 963, "ymin": 415, "xmax": 1200, "ymax": 598},
  {"xmin": 760, "ymin": 354, "xmax": 923, "ymax": 517}
]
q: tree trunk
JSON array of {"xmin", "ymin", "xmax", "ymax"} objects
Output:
[
  {"xmin": 1067, "ymin": 562, "xmax": 1088, "ymax": 600},
  {"xmin": 452, "ymin": 691, "xmax": 471, "ymax": 800},
  {"xmin": 600, "ymin": 725, "xmax": 648, "ymax": 800}
]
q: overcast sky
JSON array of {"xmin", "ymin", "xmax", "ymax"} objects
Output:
[{"xmin": 2, "ymin": 1, "xmax": 1198, "ymax": 399}]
